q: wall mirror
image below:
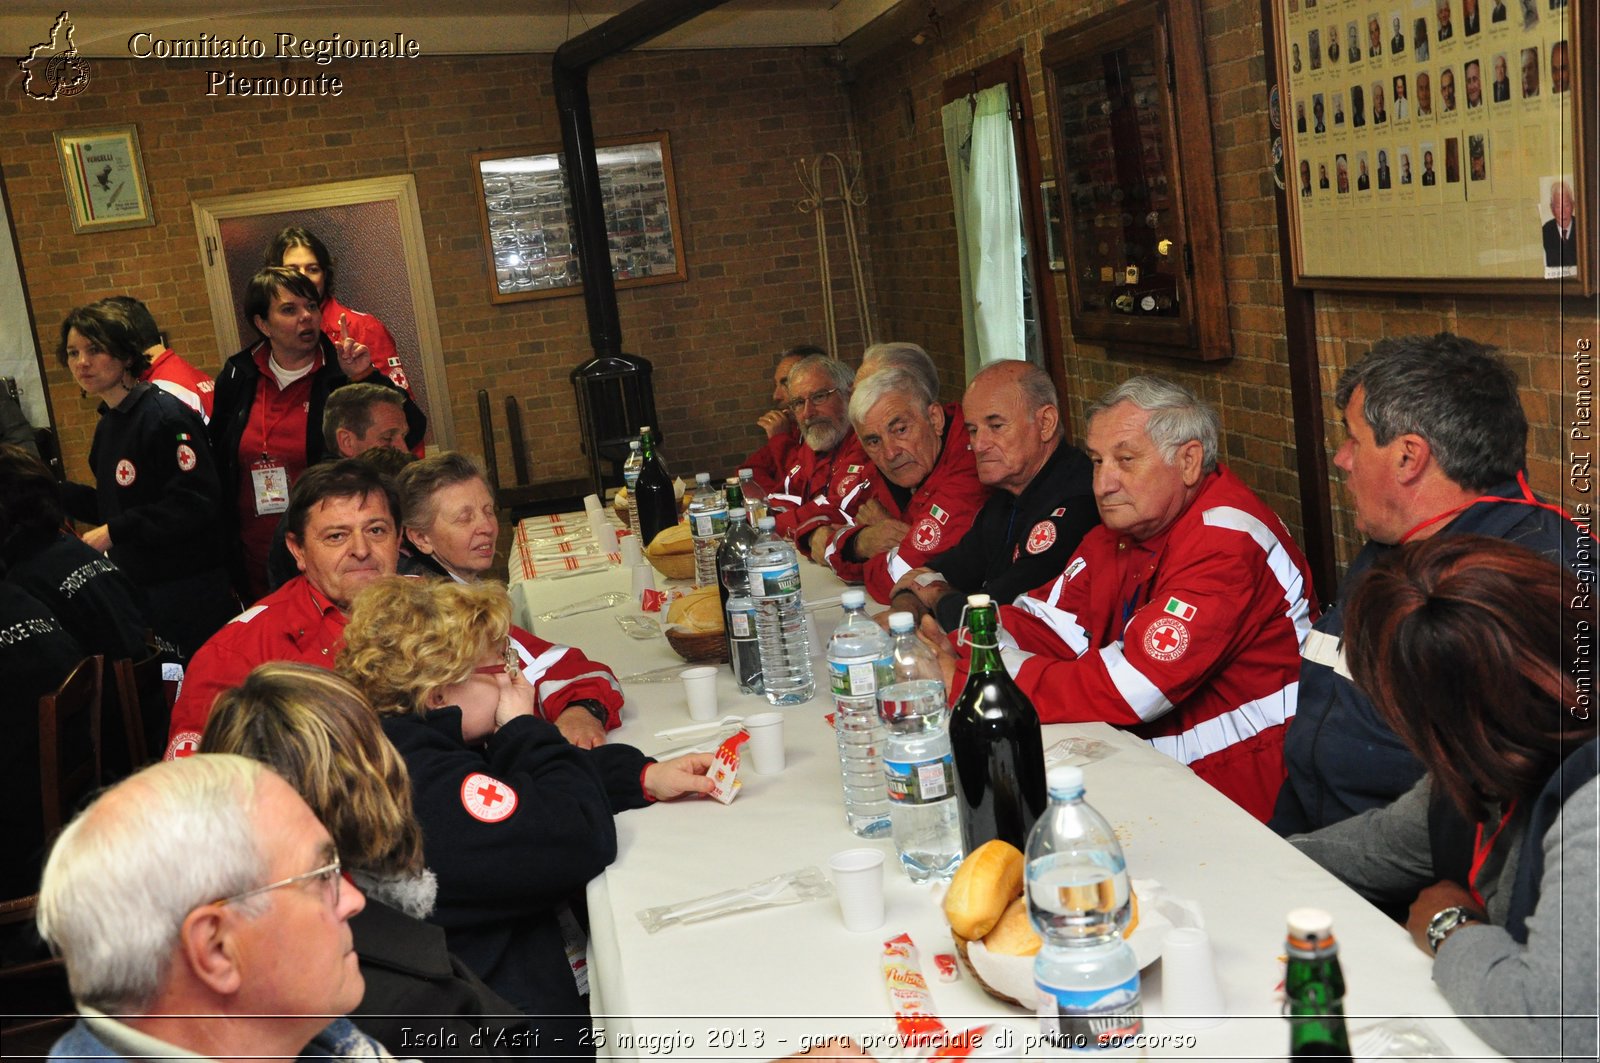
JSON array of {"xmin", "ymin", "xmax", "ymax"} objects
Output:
[{"xmin": 1041, "ymin": 0, "xmax": 1232, "ymax": 361}]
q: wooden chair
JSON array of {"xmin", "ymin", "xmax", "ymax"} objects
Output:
[
  {"xmin": 0, "ymin": 895, "xmax": 75, "ymax": 1054},
  {"xmin": 477, "ymin": 389, "xmax": 593, "ymax": 519},
  {"xmin": 111, "ymin": 643, "xmax": 169, "ymax": 772},
  {"xmin": 39, "ymin": 656, "xmax": 103, "ymax": 841}
]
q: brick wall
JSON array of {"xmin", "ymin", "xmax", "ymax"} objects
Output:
[
  {"xmin": 847, "ymin": 0, "xmax": 1598, "ymax": 568},
  {"xmin": 2, "ymin": 49, "xmax": 866, "ymax": 492}
]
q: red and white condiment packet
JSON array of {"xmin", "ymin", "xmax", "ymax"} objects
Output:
[
  {"xmin": 882, "ymin": 933, "xmax": 946, "ymax": 1046},
  {"xmin": 933, "ymin": 952, "xmax": 960, "ymax": 982},
  {"xmin": 706, "ymin": 731, "xmax": 749, "ymax": 804}
]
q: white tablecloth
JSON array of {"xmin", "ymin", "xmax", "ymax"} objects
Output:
[{"xmin": 508, "ymin": 517, "xmax": 1503, "ymax": 1061}]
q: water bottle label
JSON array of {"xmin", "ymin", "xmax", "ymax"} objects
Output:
[
  {"xmin": 1036, "ymin": 973, "xmax": 1143, "ymax": 1049},
  {"xmin": 729, "ymin": 609, "xmax": 754, "ymax": 639},
  {"xmin": 884, "ymin": 753, "xmax": 954, "ymax": 804},
  {"xmin": 828, "ymin": 655, "xmax": 885, "ymax": 698},
  {"xmin": 692, "ymin": 508, "xmax": 728, "ymax": 537},
  {"xmin": 750, "ymin": 561, "xmax": 801, "ymax": 597}
]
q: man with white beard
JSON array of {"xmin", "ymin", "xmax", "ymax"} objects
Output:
[{"xmin": 767, "ymin": 354, "xmax": 875, "ymax": 557}]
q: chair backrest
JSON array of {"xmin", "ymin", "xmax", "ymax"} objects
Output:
[
  {"xmin": 112, "ymin": 644, "xmax": 169, "ymax": 773},
  {"xmin": 39, "ymin": 656, "xmax": 103, "ymax": 841}
]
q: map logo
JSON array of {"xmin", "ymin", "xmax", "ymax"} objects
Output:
[{"xmin": 18, "ymin": 11, "xmax": 92, "ymax": 100}]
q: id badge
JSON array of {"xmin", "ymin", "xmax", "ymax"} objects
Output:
[{"xmin": 251, "ymin": 458, "xmax": 289, "ymax": 516}]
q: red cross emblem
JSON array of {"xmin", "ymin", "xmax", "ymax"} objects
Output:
[
  {"xmin": 1143, "ymin": 618, "xmax": 1190, "ymax": 662},
  {"xmin": 1025, "ymin": 520, "xmax": 1057, "ymax": 555},
  {"xmin": 460, "ymin": 772, "xmax": 518, "ymax": 822},
  {"xmin": 165, "ymin": 731, "xmax": 202, "ymax": 760},
  {"xmin": 911, "ymin": 517, "xmax": 941, "ymax": 552},
  {"xmin": 115, "ymin": 458, "xmax": 136, "ymax": 486},
  {"xmin": 176, "ymin": 444, "xmax": 197, "ymax": 472}
]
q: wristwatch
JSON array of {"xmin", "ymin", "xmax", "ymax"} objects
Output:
[
  {"xmin": 570, "ymin": 700, "xmax": 609, "ymax": 726},
  {"xmin": 1426, "ymin": 905, "xmax": 1482, "ymax": 953}
]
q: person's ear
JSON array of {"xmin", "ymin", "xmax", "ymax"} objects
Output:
[
  {"xmin": 1177, "ymin": 439, "xmax": 1206, "ymax": 487},
  {"xmin": 408, "ymin": 526, "xmax": 436, "ymax": 557},
  {"xmin": 928, "ymin": 402, "xmax": 945, "ymax": 436},
  {"xmin": 1036, "ymin": 404, "xmax": 1060, "ymax": 441},
  {"xmin": 1395, "ymin": 434, "xmax": 1432, "ymax": 484},
  {"xmin": 334, "ymin": 426, "xmax": 358, "ymax": 458},
  {"xmin": 285, "ymin": 533, "xmax": 307, "ymax": 574},
  {"xmin": 179, "ymin": 904, "xmax": 245, "ymax": 998}
]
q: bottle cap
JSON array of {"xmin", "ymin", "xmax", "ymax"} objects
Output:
[
  {"xmin": 1286, "ymin": 907, "xmax": 1335, "ymax": 938},
  {"xmin": 888, "ymin": 611, "xmax": 914, "ymax": 632},
  {"xmin": 966, "ymin": 593, "xmax": 992, "ymax": 607},
  {"xmin": 640, "ymin": 425, "xmax": 652, "ymax": 433},
  {"xmin": 1046, "ymin": 765, "xmax": 1085, "ymax": 797},
  {"xmin": 739, "ymin": 467, "xmax": 754, "ymax": 478},
  {"xmin": 726, "ymin": 476, "xmax": 739, "ymax": 485},
  {"xmin": 757, "ymin": 516, "xmax": 777, "ymax": 530},
  {"xmin": 629, "ymin": 440, "xmax": 640, "ymax": 450},
  {"xmin": 695, "ymin": 472, "xmax": 711, "ymax": 484},
  {"xmin": 842, "ymin": 589, "xmax": 866, "ymax": 609}
]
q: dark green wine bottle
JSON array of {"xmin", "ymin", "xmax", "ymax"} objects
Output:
[
  {"xmin": 1285, "ymin": 908, "xmax": 1353, "ymax": 1062},
  {"xmin": 948, "ymin": 594, "xmax": 1047, "ymax": 853},
  {"xmin": 634, "ymin": 426, "xmax": 677, "ymax": 549}
]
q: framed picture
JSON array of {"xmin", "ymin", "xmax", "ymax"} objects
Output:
[
  {"xmin": 53, "ymin": 126, "xmax": 155, "ymax": 234},
  {"xmin": 1271, "ymin": 0, "xmax": 1592, "ymax": 292},
  {"xmin": 1040, "ymin": 179, "xmax": 1066, "ymax": 271},
  {"xmin": 472, "ymin": 132, "xmax": 686, "ymax": 304}
]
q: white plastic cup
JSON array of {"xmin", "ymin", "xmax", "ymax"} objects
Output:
[
  {"xmin": 631, "ymin": 562, "xmax": 656, "ymax": 608},
  {"xmin": 619, "ymin": 533, "xmax": 643, "ymax": 567},
  {"xmin": 681, "ymin": 666, "xmax": 719, "ymax": 722},
  {"xmin": 828, "ymin": 848, "xmax": 886, "ymax": 932},
  {"xmin": 583, "ymin": 493, "xmax": 603, "ymax": 514},
  {"xmin": 590, "ymin": 513, "xmax": 619, "ymax": 553},
  {"xmin": 1161, "ymin": 927, "xmax": 1226, "ymax": 1029},
  {"xmin": 743, "ymin": 711, "xmax": 785, "ymax": 774}
]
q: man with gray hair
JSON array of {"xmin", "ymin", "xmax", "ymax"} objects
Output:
[
  {"xmin": 738, "ymin": 344, "xmax": 824, "ymax": 491},
  {"xmin": 768, "ymin": 354, "xmax": 874, "ymax": 551},
  {"xmin": 321, "ymin": 382, "xmax": 411, "ymax": 458},
  {"xmin": 928, "ymin": 376, "xmax": 1317, "ymax": 822},
  {"xmin": 889, "ymin": 360, "xmax": 1098, "ymax": 629},
  {"xmin": 858, "ymin": 341, "xmax": 940, "ymax": 399},
  {"xmin": 1272, "ymin": 333, "xmax": 1590, "ymax": 834},
  {"xmin": 37, "ymin": 754, "xmax": 382, "ymax": 1062},
  {"xmin": 817, "ymin": 364, "xmax": 989, "ymax": 602}
]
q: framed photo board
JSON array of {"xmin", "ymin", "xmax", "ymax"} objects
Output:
[
  {"xmin": 53, "ymin": 126, "xmax": 155, "ymax": 234},
  {"xmin": 1273, "ymin": 0, "xmax": 1592, "ymax": 292},
  {"xmin": 472, "ymin": 132, "xmax": 686, "ymax": 304}
]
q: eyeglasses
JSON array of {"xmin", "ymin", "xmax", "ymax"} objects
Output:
[
  {"xmin": 785, "ymin": 387, "xmax": 840, "ymax": 416},
  {"xmin": 472, "ymin": 638, "xmax": 518, "ymax": 676},
  {"xmin": 218, "ymin": 858, "xmax": 343, "ymax": 907}
]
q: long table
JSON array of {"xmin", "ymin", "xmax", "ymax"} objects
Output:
[{"xmin": 509, "ymin": 515, "xmax": 1502, "ymax": 1061}]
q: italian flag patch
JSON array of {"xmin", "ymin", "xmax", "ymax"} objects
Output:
[
  {"xmin": 1163, "ymin": 597, "xmax": 1197, "ymax": 621},
  {"xmin": 930, "ymin": 504, "xmax": 949, "ymax": 524}
]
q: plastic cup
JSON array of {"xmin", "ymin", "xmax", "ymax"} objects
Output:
[
  {"xmin": 681, "ymin": 666, "xmax": 719, "ymax": 722},
  {"xmin": 619, "ymin": 533, "xmax": 643, "ymax": 567},
  {"xmin": 631, "ymin": 562, "xmax": 656, "ymax": 608},
  {"xmin": 590, "ymin": 513, "xmax": 619, "ymax": 553},
  {"xmin": 828, "ymin": 848, "xmax": 886, "ymax": 932},
  {"xmin": 1161, "ymin": 927, "xmax": 1226, "ymax": 1029},
  {"xmin": 583, "ymin": 493, "xmax": 603, "ymax": 514},
  {"xmin": 743, "ymin": 711, "xmax": 785, "ymax": 774}
]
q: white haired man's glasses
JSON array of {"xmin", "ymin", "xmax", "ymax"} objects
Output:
[{"xmin": 218, "ymin": 858, "xmax": 343, "ymax": 907}]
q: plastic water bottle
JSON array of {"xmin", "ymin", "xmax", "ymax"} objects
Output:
[
  {"xmin": 622, "ymin": 439, "xmax": 644, "ymax": 543},
  {"xmin": 1026, "ymin": 765, "xmax": 1142, "ymax": 1054},
  {"xmin": 877, "ymin": 612, "xmax": 961, "ymax": 882},
  {"xmin": 718, "ymin": 507, "xmax": 762, "ymax": 695},
  {"xmin": 688, "ymin": 472, "xmax": 728, "ymax": 586},
  {"xmin": 739, "ymin": 467, "xmax": 769, "ymax": 525},
  {"xmin": 827, "ymin": 590, "xmax": 892, "ymax": 837},
  {"xmin": 747, "ymin": 516, "xmax": 814, "ymax": 706}
]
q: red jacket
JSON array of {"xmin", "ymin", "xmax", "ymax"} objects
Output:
[
  {"xmin": 738, "ymin": 430, "xmax": 798, "ymax": 493},
  {"xmin": 824, "ymin": 403, "xmax": 989, "ymax": 603},
  {"xmin": 959, "ymin": 466, "xmax": 1317, "ymax": 822},
  {"xmin": 141, "ymin": 348, "xmax": 215, "ymax": 421},
  {"xmin": 168, "ymin": 576, "xmax": 623, "ymax": 758},
  {"xmin": 768, "ymin": 431, "xmax": 874, "ymax": 550}
]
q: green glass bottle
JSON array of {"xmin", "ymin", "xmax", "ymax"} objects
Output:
[
  {"xmin": 634, "ymin": 426, "xmax": 677, "ymax": 548},
  {"xmin": 1285, "ymin": 908, "xmax": 1353, "ymax": 1061},
  {"xmin": 948, "ymin": 594, "xmax": 1047, "ymax": 854}
]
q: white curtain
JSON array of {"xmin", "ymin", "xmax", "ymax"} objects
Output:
[{"xmin": 942, "ymin": 84, "xmax": 1026, "ymax": 381}]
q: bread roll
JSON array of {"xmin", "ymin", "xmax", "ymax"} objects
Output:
[
  {"xmin": 943, "ymin": 839, "xmax": 1024, "ymax": 940},
  {"xmin": 982, "ymin": 896, "xmax": 1041, "ymax": 956},
  {"xmin": 646, "ymin": 523, "xmax": 693, "ymax": 557},
  {"xmin": 666, "ymin": 586, "xmax": 724, "ymax": 633}
]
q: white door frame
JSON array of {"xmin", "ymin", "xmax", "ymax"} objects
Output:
[{"xmin": 191, "ymin": 174, "xmax": 454, "ymax": 448}]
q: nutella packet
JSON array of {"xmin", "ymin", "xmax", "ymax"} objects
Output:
[{"xmin": 706, "ymin": 730, "xmax": 749, "ymax": 804}]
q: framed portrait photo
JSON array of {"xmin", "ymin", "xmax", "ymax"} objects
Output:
[{"xmin": 53, "ymin": 126, "xmax": 155, "ymax": 234}]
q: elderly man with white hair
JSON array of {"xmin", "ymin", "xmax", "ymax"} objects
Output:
[
  {"xmin": 818, "ymin": 364, "xmax": 989, "ymax": 603},
  {"xmin": 926, "ymin": 376, "xmax": 1318, "ymax": 822},
  {"xmin": 768, "ymin": 354, "xmax": 875, "ymax": 553},
  {"xmin": 37, "ymin": 753, "xmax": 384, "ymax": 1062}
]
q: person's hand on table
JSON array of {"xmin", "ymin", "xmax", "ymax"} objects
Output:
[
  {"xmin": 643, "ymin": 752, "xmax": 716, "ymax": 800},
  {"xmin": 891, "ymin": 567, "xmax": 952, "ymax": 609},
  {"xmin": 917, "ymin": 613, "xmax": 959, "ymax": 692},
  {"xmin": 1406, "ymin": 880, "xmax": 1485, "ymax": 955},
  {"xmin": 805, "ymin": 525, "xmax": 838, "ymax": 559},
  {"xmin": 853, "ymin": 519, "xmax": 910, "ymax": 558},
  {"xmin": 81, "ymin": 524, "xmax": 113, "ymax": 553},
  {"xmin": 855, "ymin": 498, "xmax": 893, "ymax": 526},
  {"xmin": 555, "ymin": 706, "xmax": 608, "ymax": 748},
  {"xmin": 757, "ymin": 409, "xmax": 793, "ymax": 439},
  {"xmin": 333, "ymin": 314, "xmax": 374, "ymax": 381}
]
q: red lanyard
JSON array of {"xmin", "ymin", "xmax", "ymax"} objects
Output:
[
  {"xmin": 1398, "ymin": 471, "xmax": 1583, "ymax": 543},
  {"xmin": 1467, "ymin": 800, "xmax": 1518, "ymax": 909}
]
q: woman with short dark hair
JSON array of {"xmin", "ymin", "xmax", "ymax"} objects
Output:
[{"xmin": 1292, "ymin": 535, "xmax": 1596, "ymax": 1061}]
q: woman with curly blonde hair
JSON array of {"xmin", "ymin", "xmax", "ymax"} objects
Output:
[
  {"xmin": 202, "ymin": 663, "xmax": 533, "ymax": 1061},
  {"xmin": 337, "ymin": 576, "xmax": 712, "ymax": 1036}
]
